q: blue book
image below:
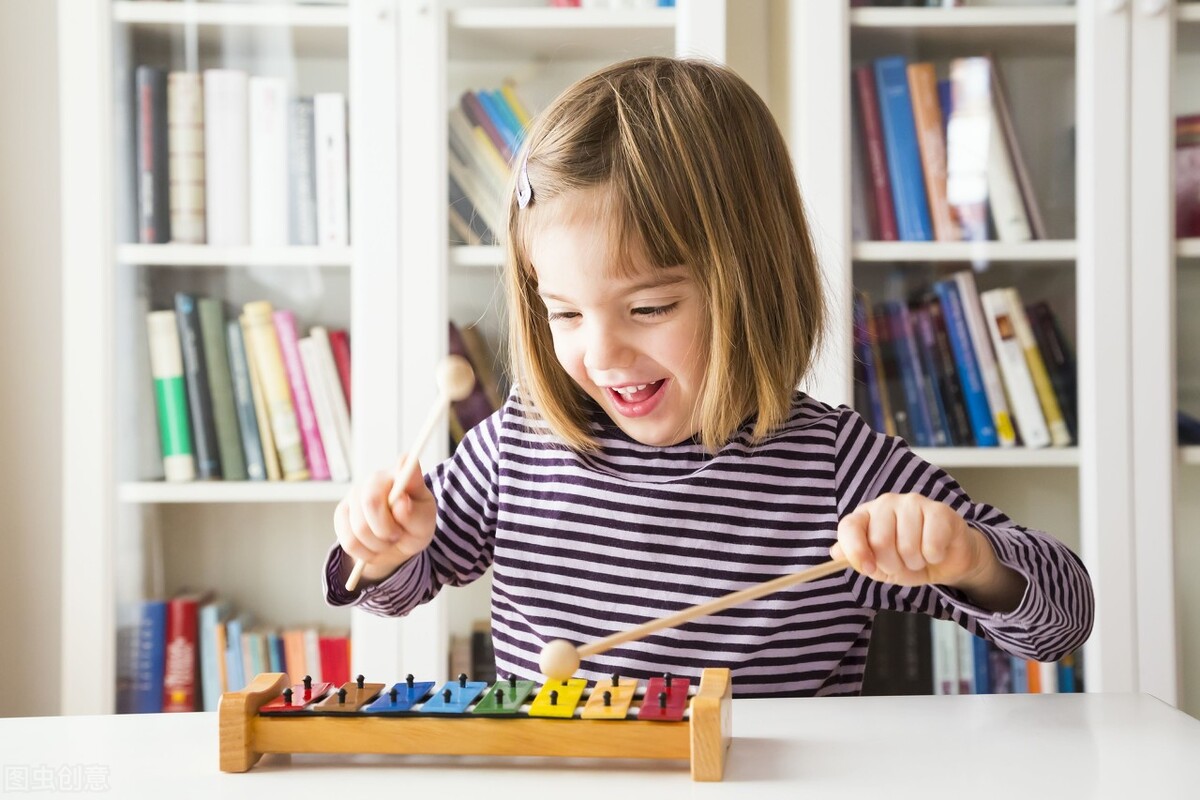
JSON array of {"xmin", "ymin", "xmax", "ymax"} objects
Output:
[
  {"xmin": 933, "ymin": 280, "xmax": 998, "ymax": 446},
  {"xmin": 484, "ymin": 89, "xmax": 524, "ymax": 149},
  {"xmin": 132, "ymin": 600, "xmax": 167, "ymax": 714},
  {"xmin": 268, "ymin": 633, "xmax": 286, "ymax": 674},
  {"xmin": 224, "ymin": 614, "xmax": 250, "ymax": 692},
  {"xmin": 972, "ymin": 635, "xmax": 992, "ymax": 694},
  {"xmin": 884, "ymin": 301, "xmax": 935, "ymax": 447},
  {"xmin": 476, "ymin": 90, "xmax": 519, "ymax": 155},
  {"xmin": 873, "ymin": 56, "xmax": 933, "ymax": 241},
  {"xmin": 1010, "ymin": 656, "xmax": 1028, "ymax": 693},
  {"xmin": 198, "ymin": 598, "xmax": 231, "ymax": 712},
  {"xmin": 853, "ymin": 292, "xmax": 888, "ymax": 433},
  {"xmin": 911, "ymin": 307, "xmax": 952, "ymax": 447}
]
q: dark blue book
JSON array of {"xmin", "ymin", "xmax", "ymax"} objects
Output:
[
  {"xmin": 883, "ymin": 300, "xmax": 936, "ymax": 446},
  {"xmin": 873, "ymin": 56, "xmax": 933, "ymax": 241},
  {"xmin": 132, "ymin": 600, "xmax": 167, "ymax": 714},
  {"xmin": 933, "ymin": 279, "xmax": 998, "ymax": 446}
]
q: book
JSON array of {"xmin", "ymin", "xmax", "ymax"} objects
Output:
[
  {"xmin": 241, "ymin": 301, "xmax": 308, "ymax": 481},
  {"xmin": 249, "ymin": 76, "xmax": 289, "ymax": 247},
  {"xmin": 310, "ymin": 326, "xmax": 352, "ymax": 477},
  {"xmin": 240, "ymin": 315, "xmax": 283, "ymax": 481},
  {"xmin": 852, "ymin": 65, "xmax": 898, "ymax": 241},
  {"xmin": 988, "ymin": 53, "xmax": 1046, "ymax": 239},
  {"xmin": 203, "ymin": 69, "xmax": 249, "ymax": 246},
  {"xmin": 932, "ymin": 279, "xmax": 996, "ymax": 446},
  {"xmin": 198, "ymin": 298, "xmax": 247, "ymax": 480},
  {"xmin": 1003, "ymin": 288, "xmax": 1072, "ymax": 447},
  {"xmin": 952, "ymin": 270, "xmax": 1017, "ymax": 446},
  {"xmin": 448, "ymin": 321, "xmax": 498, "ymax": 433},
  {"xmin": 907, "ymin": 62, "xmax": 958, "ymax": 241},
  {"xmin": 135, "ymin": 66, "xmax": 170, "ymax": 244},
  {"xmin": 146, "ymin": 310, "xmax": 195, "ymax": 481},
  {"xmin": 985, "ymin": 85, "xmax": 1033, "ymax": 243},
  {"xmin": 873, "ymin": 56, "xmax": 933, "ymax": 241},
  {"xmin": 1026, "ymin": 301, "xmax": 1078, "ymax": 441},
  {"xmin": 946, "ymin": 58, "xmax": 991, "ymax": 242},
  {"xmin": 273, "ymin": 309, "xmax": 330, "ymax": 480},
  {"xmin": 133, "ymin": 599, "xmax": 167, "ymax": 714},
  {"xmin": 174, "ymin": 293, "xmax": 222, "ymax": 478},
  {"xmin": 883, "ymin": 301, "xmax": 937, "ymax": 447},
  {"xmin": 299, "ymin": 335, "xmax": 349, "ymax": 482},
  {"xmin": 162, "ymin": 591, "xmax": 206, "ymax": 712},
  {"xmin": 314, "ymin": 93, "xmax": 349, "ymax": 247},
  {"xmin": 224, "ymin": 320, "xmax": 268, "ymax": 481},
  {"xmin": 166, "ymin": 71, "xmax": 206, "ymax": 244},
  {"xmin": 197, "ymin": 597, "xmax": 231, "ymax": 711},
  {"xmin": 854, "ymin": 292, "xmax": 889, "ymax": 433},
  {"xmin": 1176, "ymin": 114, "xmax": 1200, "ymax": 237},
  {"xmin": 288, "ymin": 97, "xmax": 318, "ymax": 246},
  {"xmin": 862, "ymin": 610, "xmax": 932, "ymax": 695},
  {"xmin": 872, "ymin": 302, "xmax": 913, "ymax": 442},
  {"xmin": 980, "ymin": 288, "xmax": 1051, "ymax": 448},
  {"xmin": 923, "ymin": 295, "xmax": 974, "ymax": 446},
  {"xmin": 327, "ymin": 328, "xmax": 352, "ymax": 409}
]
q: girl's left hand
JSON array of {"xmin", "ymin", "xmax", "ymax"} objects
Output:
[{"xmin": 831, "ymin": 493, "xmax": 987, "ymax": 588}]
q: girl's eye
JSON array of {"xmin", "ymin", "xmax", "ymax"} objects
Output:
[
  {"xmin": 546, "ymin": 310, "xmax": 580, "ymax": 322},
  {"xmin": 632, "ymin": 302, "xmax": 678, "ymax": 318}
]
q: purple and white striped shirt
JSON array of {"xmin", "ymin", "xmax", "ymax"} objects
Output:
[{"xmin": 325, "ymin": 391, "xmax": 1094, "ymax": 697}]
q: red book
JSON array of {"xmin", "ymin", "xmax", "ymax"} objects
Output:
[
  {"xmin": 327, "ymin": 328, "xmax": 352, "ymax": 410},
  {"xmin": 318, "ymin": 633, "xmax": 350, "ymax": 687},
  {"xmin": 162, "ymin": 592, "xmax": 206, "ymax": 712},
  {"xmin": 853, "ymin": 65, "xmax": 899, "ymax": 241}
]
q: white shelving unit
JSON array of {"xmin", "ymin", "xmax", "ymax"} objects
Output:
[{"xmin": 791, "ymin": 0, "xmax": 1160, "ymax": 701}]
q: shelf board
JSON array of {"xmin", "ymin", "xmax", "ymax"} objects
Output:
[
  {"xmin": 451, "ymin": 245, "xmax": 504, "ymax": 270},
  {"xmin": 1177, "ymin": 238, "xmax": 1200, "ymax": 259},
  {"xmin": 910, "ymin": 446, "xmax": 1079, "ymax": 468},
  {"xmin": 112, "ymin": 1, "xmax": 349, "ymax": 28},
  {"xmin": 852, "ymin": 240, "xmax": 1076, "ymax": 263},
  {"xmin": 449, "ymin": 7, "xmax": 676, "ymax": 60},
  {"xmin": 1179, "ymin": 4, "xmax": 1200, "ymax": 24},
  {"xmin": 1181, "ymin": 446, "xmax": 1200, "ymax": 466},
  {"xmin": 850, "ymin": 5, "xmax": 1075, "ymax": 54},
  {"xmin": 119, "ymin": 480, "xmax": 349, "ymax": 504},
  {"xmin": 117, "ymin": 244, "xmax": 352, "ymax": 268}
]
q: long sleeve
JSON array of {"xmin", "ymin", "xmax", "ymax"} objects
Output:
[
  {"xmin": 833, "ymin": 407, "xmax": 1095, "ymax": 663},
  {"xmin": 323, "ymin": 404, "xmax": 504, "ymax": 616}
]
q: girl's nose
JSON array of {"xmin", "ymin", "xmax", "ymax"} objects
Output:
[{"xmin": 582, "ymin": 321, "xmax": 634, "ymax": 372}]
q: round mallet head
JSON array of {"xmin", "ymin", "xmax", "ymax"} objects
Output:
[
  {"xmin": 539, "ymin": 639, "xmax": 581, "ymax": 682},
  {"xmin": 438, "ymin": 354, "xmax": 476, "ymax": 402}
]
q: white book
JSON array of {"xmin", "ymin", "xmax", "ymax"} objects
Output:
[
  {"xmin": 167, "ymin": 71, "xmax": 206, "ymax": 244},
  {"xmin": 931, "ymin": 618, "xmax": 960, "ymax": 696},
  {"xmin": 313, "ymin": 93, "xmax": 349, "ymax": 247},
  {"xmin": 980, "ymin": 288, "xmax": 1051, "ymax": 448},
  {"xmin": 298, "ymin": 337, "xmax": 349, "ymax": 482},
  {"xmin": 986, "ymin": 100, "xmax": 1033, "ymax": 243},
  {"xmin": 1004, "ymin": 288, "xmax": 1072, "ymax": 447},
  {"xmin": 303, "ymin": 628, "xmax": 322, "ymax": 683},
  {"xmin": 952, "ymin": 270, "xmax": 1018, "ymax": 446},
  {"xmin": 249, "ymin": 76, "xmax": 289, "ymax": 247},
  {"xmin": 1038, "ymin": 660, "xmax": 1059, "ymax": 694},
  {"xmin": 955, "ymin": 626, "xmax": 975, "ymax": 695},
  {"xmin": 203, "ymin": 69, "xmax": 249, "ymax": 246},
  {"xmin": 310, "ymin": 326, "xmax": 352, "ymax": 473}
]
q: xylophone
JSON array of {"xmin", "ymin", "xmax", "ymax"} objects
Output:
[{"xmin": 219, "ymin": 668, "xmax": 733, "ymax": 781}]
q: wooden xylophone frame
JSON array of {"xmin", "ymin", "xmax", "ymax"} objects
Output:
[{"xmin": 219, "ymin": 667, "xmax": 733, "ymax": 781}]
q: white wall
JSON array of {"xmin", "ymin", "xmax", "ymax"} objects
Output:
[{"xmin": 0, "ymin": 0, "xmax": 63, "ymax": 717}]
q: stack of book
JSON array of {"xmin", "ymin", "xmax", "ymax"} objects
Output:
[
  {"xmin": 854, "ymin": 271, "xmax": 1076, "ymax": 449},
  {"xmin": 135, "ymin": 65, "xmax": 348, "ymax": 247},
  {"xmin": 117, "ymin": 591, "xmax": 351, "ymax": 714},
  {"xmin": 852, "ymin": 54, "xmax": 1044, "ymax": 243},
  {"xmin": 146, "ymin": 295, "xmax": 352, "ymax": 482}
]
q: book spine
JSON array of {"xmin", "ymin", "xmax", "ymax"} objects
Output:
[
  {"xmin": 327, "ymin": 328, "xmax": 352, "ymax": 410},
  {"xmin": 313, "ymin": 93, "xmax": 349, "ymax": 247},
  {"xmin": 174, "ymin": 293, "xmax": 222, "ymax": 478},
  {"xmin": 953, "ymin": 270, "xmax": 1017, "ymax": 446},
  {"xmin": 1027, "ymin": 301, "xmax": 1077, "ymax": 440},
  {"xmin": 853, "ymin": 292, "xmax": 889, "ymax": 433},
  {"xmin": 241, "ymin": 301, "xmax": 308, "ymax": 480},
  {"xmin": 910, "ymin": 306, "xmax": 953, "ymax": 446},
  {"xmin": 885, "ymin": 301, "xmax": 936, "ymax": 447},
  {"xmin": 946, "ymin": 58, "xmax": 991, "ymax": 242},
  {"xmin": 198, "ymin": 298, "xmax": 248, "ymax": 480},
  {"xmin": 288, "ymin": 97, "xmax": 318, "ymax": 246},
  {"xmin": 133, "ymin": 600, "xmax": 167, "ymax": 714},
  {"xmin": 986, "ymin": 99, "xmax": 1033, "ymax": 243},
  {"xmin": 136, "ymin": 66, "xmax": 170, "ymax": 244},
  {"xmin": 1005, "ymin": 289, "xmax": 1072, "ymax": 446},
  {"xmin": 980, "ymin": 288, "xmax": 1051, "ymax": 448},
  {"xmin": 933, "ymin": 280, "xmax": 995, "ymax": 446},
  {"xmin": 166, "ymin": 71, "xmax": 206, "ymax": 244},
  {"xmin": 926, "ymin": 295, "xmax": 975, "ymax": 446},
  {"xmin": 873, "ymin": 56, "xmax": 933, "ymax": 241},
  {"xmin": 249, "ymin": 76, "xmax": 289, "ymax": 247},
  {"xmin": 461, "ymin": 90, "xmax": 513, "ymax": 163},
  {"xmin": 203, "ymin": 69, "xmax": 249, "ymax": 246},
  {"xmin": 273, "ymin": 310, "xmax": 330, "ymax": 480},
  {"xmin": 311, "ymin": 326, "xmax": 353, "ymax": 475},
  {"xmin": 988, "ymin": 54, "xmax": 1046, "ymax": 239},
  {"xmin": 907, "ymin": 62, "xmax": 959, "ymax": 242},
  {"xmin": 225, "ymin": 319, "xmax": 267, "ymax": 480},
  {"xmin": 299, "ymin": 336, "xmax": 349, "ymax": 482},
  {"xmin": 872, "ymin": 303, "xmax": 912, "ymax": 442},
  {"xmin": 853, "ymin": 65, "xmax": 899, "ymax": 241},
  {"xmin": 162, "ymin": 596, "xmax": 200, "ymax": 712},
  {"xmin": 240, "ymin": 316, "xmax": 283, "ymax": 481},
  {"xmin": 146, "ymin": 310, "xmax": 196, "ymax": 481}
]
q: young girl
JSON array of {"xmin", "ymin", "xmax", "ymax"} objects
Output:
[{"xmin": 326, "ymin": 57, "xmax": 1093, "ymax": 697}]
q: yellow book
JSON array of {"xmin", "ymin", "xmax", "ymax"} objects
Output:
[
  {"xmin": 472, "ymin": 125, "xmax": 511, "ymax": 179},
  {"xmin": 239, "ymin": 314, "xmax": 282, "ymax": 481},
  {"xmin": 241, "ymin": 301, "xmax": 309, "ymax": 480},
  {"xmin": 501, "ymin": 80, "xmax": 532, "ymax": 128},
  {"xmin": 1005, "ymin": 288, "xmax": 1072, "ymax": 447}
]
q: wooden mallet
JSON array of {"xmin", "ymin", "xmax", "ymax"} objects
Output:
[
  {"xmin": 344, "ymin": 354, "xmax": 476, "ymax": 592},
  {"xmin": 538, "ymin": 556, "xmax": 852, "ymax": 681}
]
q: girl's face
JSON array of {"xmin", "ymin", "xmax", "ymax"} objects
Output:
[{"xmin": 530, "ymin": 199, "xmax": 708, "ymax": 447}]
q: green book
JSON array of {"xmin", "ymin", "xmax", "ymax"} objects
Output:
[
  {"xmin": 198, "ymin": 297, "xmax": 248, "ymax": 480},
  {"xmin": 146, "ymin": 310, "xmax": 195, "ymax": 481}
]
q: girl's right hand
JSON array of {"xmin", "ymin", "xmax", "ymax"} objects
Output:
[{"xmin": 334, "ymin": 455, "xmax": 436, "ymax": 585}]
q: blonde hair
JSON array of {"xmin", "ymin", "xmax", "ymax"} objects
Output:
[{"xmin": 505, "ymin": 56, "xmax": 825, "ymax": 452}]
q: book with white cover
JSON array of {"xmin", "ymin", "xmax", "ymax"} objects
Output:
[
  {"xmin": 167, "ymin": 71, "xmax": 206, "ymax": 244},
  {"xmin": 203, "ymin": 69, "xmax": 249, "ymax": 246},
  {"xmin": 952, "ymin": 270, "xmax": 1018, "ymax": 446},
  {"xmin": 314, "ymin": 93, "xmax": 349, "ymax": 247},
  {"xmin": 299, "ymin": 337, "xmax": 349, "ymax": 482},
  {"xmin": 310, "ymin": 326, "xmax": 352, "ymax": 474},
  {"xmin": 249, "ymin": 76, "xmax": 289, "ymax": 247},
  {"xmin": 980, "ymin": 288, "xmax": 1050, "ymax": 448}
]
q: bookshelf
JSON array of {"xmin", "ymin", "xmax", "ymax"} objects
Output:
[
  {"xmin": 59, "ymin": 0, "xmax": 730, "ymax": 715},
  {"xmin": 791, "ymin": 0, "xmax": 1176, "ymax": 704}
]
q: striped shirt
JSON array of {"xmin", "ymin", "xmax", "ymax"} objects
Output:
[{"xmin": 325, "ymin": 391, "xmax": 1094, "ymax": 697}]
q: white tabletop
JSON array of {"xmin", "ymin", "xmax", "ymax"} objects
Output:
[{"xmin": 1, "ymin": 693, "xmax": 1196, "ymax": 799}]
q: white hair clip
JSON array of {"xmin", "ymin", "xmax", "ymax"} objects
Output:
[{"xmin": 516, "ymin": 156, "xmax": 533, "ymax": 209}]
